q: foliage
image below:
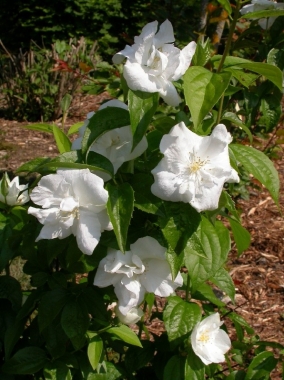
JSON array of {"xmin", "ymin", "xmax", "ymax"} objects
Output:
[
  {"xmin": 0, "ymin": 1, "xmax": 284, "ymax": 379},
  {"xmin": 0, "ymin": 38, "xmax": 100, "ymax": 121}
]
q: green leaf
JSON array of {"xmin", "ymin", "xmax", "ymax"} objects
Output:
[
  {"xmin": 163, "ymin": 296, "xmax": 201, "ymax": 347},
  {"xmin": 240, "ymin": 9, "xmax": 284, "ymax": 20},
  {"xmin": 38, "ymin": 288, "xmax": 68, "ymax": 332},
  {"xmin": 184, "ymin": 217, "xmax": 231, "ymax": 293},
  {"xmin": 61, "ymin": 298, "xmax": 89, "ymax": 350},
  {"xmin": 192, "ymin": 39, "xmax": 211, "ymax": 67},
  {"xmin": 128, "ymin": 90, "xmax": 159, "ymax": 150},
  {"xmin": 212, "ymin": 56, "xmax": 283, "ymax": 90},
  {"xmin": 125, "ymin": 341, "xmax": 155, "ymax": 373},
  {"xmin": 81, "ymin": 107, "xmax": 130, "ymax": 156},
  {"xmin": 221, "ymin": 112, "xmax": 252, "ymax": 143},
  {"xmin": 210, "ymin": 267, "xmax": 236, "ymax": 302},
  {"xmin": 229, "ymin": 218, "xmax": 251, "ymax": 255},
  {"xmin": 259, "ymin": 95, "xmax": 281, "ymax": 132},
  {"xmin": 107, "ymin": 325, "xmax": 142, "ymax": 347},
  {"xmin": 130, "ymin": 173, "xmax": 165, "ymax": 217},
  {"xmin": 158, "ymin": 202, "xmax": 201, "ymax": 279},
  {"xmin": 67, "ymin": 121, "xmax": 84, "ymax": 136},
  {"xmin": 22, "ymin": 123, "xmax": 53, "ymax": 133},
  {"xmin": 43, "ymin": 361, "xmax": 72, "ymax": 380},
  {"xmin": 217, "ymin": 0, "xmax": 232, "ymax": 14},
  {"xmin": 192, "ymin": 282, "xmax": 225, "ymax": 307},
  {"xmin": 106, "ymin": 182, "xmax": 134, "ymax": 253},
  {"xmin": 164, "ymin": 355, "xmax": 185, "ymax": 380},
  {"xmin": 184, "ymin": 67, "xmax": 231, "ymax": 128},
  {"xmin": 0, "ymin": 275, "xmax": 22, "ymax": 310},
  {"xmin": 2, "ymin": 347, "xmax": 48, "ymax": 375},
  {"xmin": 230, "ymin": 144, "xmax": 279, "ymax": 204},
  {"xmin": 52, "ymin": 125, "xmax": 72, "ymax": 154},
  {"xmin": 226, "ymin": 312, "xmax": 254, "ymax": 334},
  {"xmin": 225, "ymin": 68, "xmax": 259, "ymax": 88},
  {"xmin": 40, "ymin": 161, "xmax": 113, "ymax": 177},
  {"xmin": 267, "ymin": 48, "xmax": 284, "ymax": 71},
  {"xmin": 16, "ymin": 157, "xmax": 53, "ymax": 174},
  {"xmin": 60, "ymin": 93, "xmax": 72, "ymax": 113},
  {"xmin": 0, "ymin": 222, "xmax": 14, "ymax": 273},
  {"xmin": 87, "ymin": 333, "xmax": 103, "ymax": 370},
  {"xmin": 244, "ymin": 351, "xmax": 278, "ymax": 380},
  {"xmin": 226, "ymin": 370, "xmax": 246, "ymax": 380},
  {"xmin": 185, "ymin": 347, "xmax": 205, "ymax": 380}
]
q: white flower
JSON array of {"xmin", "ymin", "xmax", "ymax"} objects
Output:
[
  {"xmin": 115, "ymin": 305, "xmax": 144, "ymax": 325},
  {"xmin": 240, "ymin": 0, "xmax": 284, "ymax": 29},
  {"xmin": 28, "ymin": 169, "xmax": 112, "ymax": 255},
  {"xmin": 0, "ymin": 173, "xmax": 29, "ymax": 206},
  {"xmin": 191, "ymin": 313, "xmax": 231, "ymax": 365},
  {"xmin": 93, "ymin": 236, "xmax": 183, "ymax": 315},
  {"xmin": 151, "ymin": 122, "xmax": 239, "ymax": 212},
  {"xmin": 112, "ymin": 20, "xmax": 196, "ymax": 106},
  {"xmin": 72, "ymin": 100, "xmax": 148, "ymax": 181}
]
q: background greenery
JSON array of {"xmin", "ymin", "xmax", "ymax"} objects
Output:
[{"xmin": 0, "ymin": 0, "xmax": 199, "ymax": 59}]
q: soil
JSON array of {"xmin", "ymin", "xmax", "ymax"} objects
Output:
[{"xmin": 1, "ymin": 93, "xmax": 283, "ymax": 378}]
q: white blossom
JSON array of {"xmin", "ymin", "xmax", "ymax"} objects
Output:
[
  {"xmin": 151, "ymin": 122, "xmax": 239, "ymax": 212},
  {"xmin": 0, "ymin": 173, "xmax": 29, "ymax": 206},
  {"xmin": 28, "ymin": 169, "xmax": 112, "ymax": 255},
  {"xmin": 115, "ymin": 305, "xmax": 144, "ymax": 325},
  {"xmin": 72, "ymin": 100, "xmax": 148, "ymax": 181},
  {"xmin": 93, "ymin": 236, "xmax": 183, "ymax": 315},
  {"xmin": 191, "ymin": 313, "xmax": 231, "ymax": 365},
  {"xmin": 112, "ymin": 20, "xmax": 196, "ymax": 106},
  {"xmin": 240, "ymin": 0, "xmax": 284, "ymax": 29}
]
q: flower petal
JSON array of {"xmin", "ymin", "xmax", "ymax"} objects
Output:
[{"xmin": 75, "ymin": 209, "xmax": 102, "ymax": 255}]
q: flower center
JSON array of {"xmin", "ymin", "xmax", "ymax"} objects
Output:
[
  {"xmin": 60, "ymin": 196, "xmax": 79, "ymax": 219},
  {"xmin": 197, "ymin": 329, "xmax": 211, "ymax": 344},
  {"xmin": 188, "ymin": 152, "xmax": 209, "ymax": 174}
]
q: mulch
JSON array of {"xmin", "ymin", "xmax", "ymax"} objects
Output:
[{"xmin": 0, "ymin": 93, "xmax": 283, "ymax": 378}]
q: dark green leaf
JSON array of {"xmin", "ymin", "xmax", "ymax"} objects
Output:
[
  {"xmin": 210, "ymin": 267, "xmax": 235, "ymax": 302},
  {"xmin": 192, "ymin": 282, "xmax": 225, "ymax": 307},
  {"xmin": 164, "ymin": 296, "xmax": 201, "ymax": 347},
  {"xmin": 245, "ymin": 351, "xmax": 278, "ymax": 380},
  {"xmin": 240, "ymin": 9, "xmax": 284, "ymax": 20},
  {"xmin": 184, "ymin": 218, "xmax": 231, "ymax": 293},
  {"xmin": 185, "ymin": 347, "xmax": 205, "ymax": 380},
  {"xmin": 81, "ymin": 107, "xmax": 130, "ymax": 156},
  {"xmin": 2, "ymin": 347, "xmax": 48, "ymax": 375},
  {"xmin": 106, "ymin": 182, "xmax": 134, "ymax": 253},
  {"xmin": 38, "ymin": 288, "xmax": 68, "ymax": 332},
  {"xmin": 43, "ymin": 361, "xmax": 72, "ymax": 380},
  {"xmin": 0, "ymin": 275, "xmax": 22, "ymax": 310},
  {"xmin": 128, "ymin": 90, "xmax": 159, "ymax": 150},
  {"xmin": 229, "ymin": 218, "xmax": 251, "ymax": 255},
  {"xmin": 164, "ymin": 355, "xmax": 185, "ymax": 380},
  {"xmin": 61, "ymin": 298, "xmax": 90, "ymax": 350},
  {"xmin": 230, "ymin": 144, "xmax": 279, "ymax": 204}
]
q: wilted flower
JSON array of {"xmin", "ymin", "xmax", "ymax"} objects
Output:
[
  {"xmin": 115, "ymin": 305, "xmax": 144, "ymax": 325},
  {"xmin": 113, "ymin": 20, "xmax": 196, "ymax": 106},
  {"xmin": 0, "ymin": 173, "xmax": 29, "ymax": 206},
  {"xmin": 191, "ymin": 313, "xmax": 231, "ymax": 365},
  {"xmin": 240, "ymin": 0, "xmax": 284, "ymax": 29},
  {"xmin": 28, "ymin": 169, "xmax": 112, "ymax": 255},
  {"xmin": 151, "ymin": 122, "xmax": 239, "ymax": 212},
  {"xmin": 94, "ymin": 236, "xmax": 183, "ymax": 315},
  {"xmin": 72, "ymin": 100, "xmax": 148, "ymax": 181}
]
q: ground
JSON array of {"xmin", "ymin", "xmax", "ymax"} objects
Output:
[{"xmin": 0, "ymin": 93, "xmax": 283, "ymax": 378}]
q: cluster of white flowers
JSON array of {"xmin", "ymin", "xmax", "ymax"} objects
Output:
[
  {"xmin": 113, "ymin": 19, "xmax": 196, "ymax": 106},
  {"xmin": 240, "ymin": 0, "xmax": 284, "ymax": 29},
  {"xmin": 24, "ymin": 19, "xmax": 234, "ymax": 365},
  {"xmin": 0, "ymin": 173, "xmax": 30, "ymax": 206}
]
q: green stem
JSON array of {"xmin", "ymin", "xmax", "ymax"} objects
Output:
[
  {"xmin": 217, "ymin": 93, "xmax": 225, "ymax": 124},
  {"xmin": 216, "ymin": 1, "xmax": 242, "ymax": 74},
  {"xmin": 185, "ymin": 274, "xmax": 191, "ymax": 302},
  {"xmin": 138, "ymin": 302, "xmax": 148, "ymax": 339},
  {"xmin": 225, "ymin": 353, "xmax": 233, "ymax": 373}
]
